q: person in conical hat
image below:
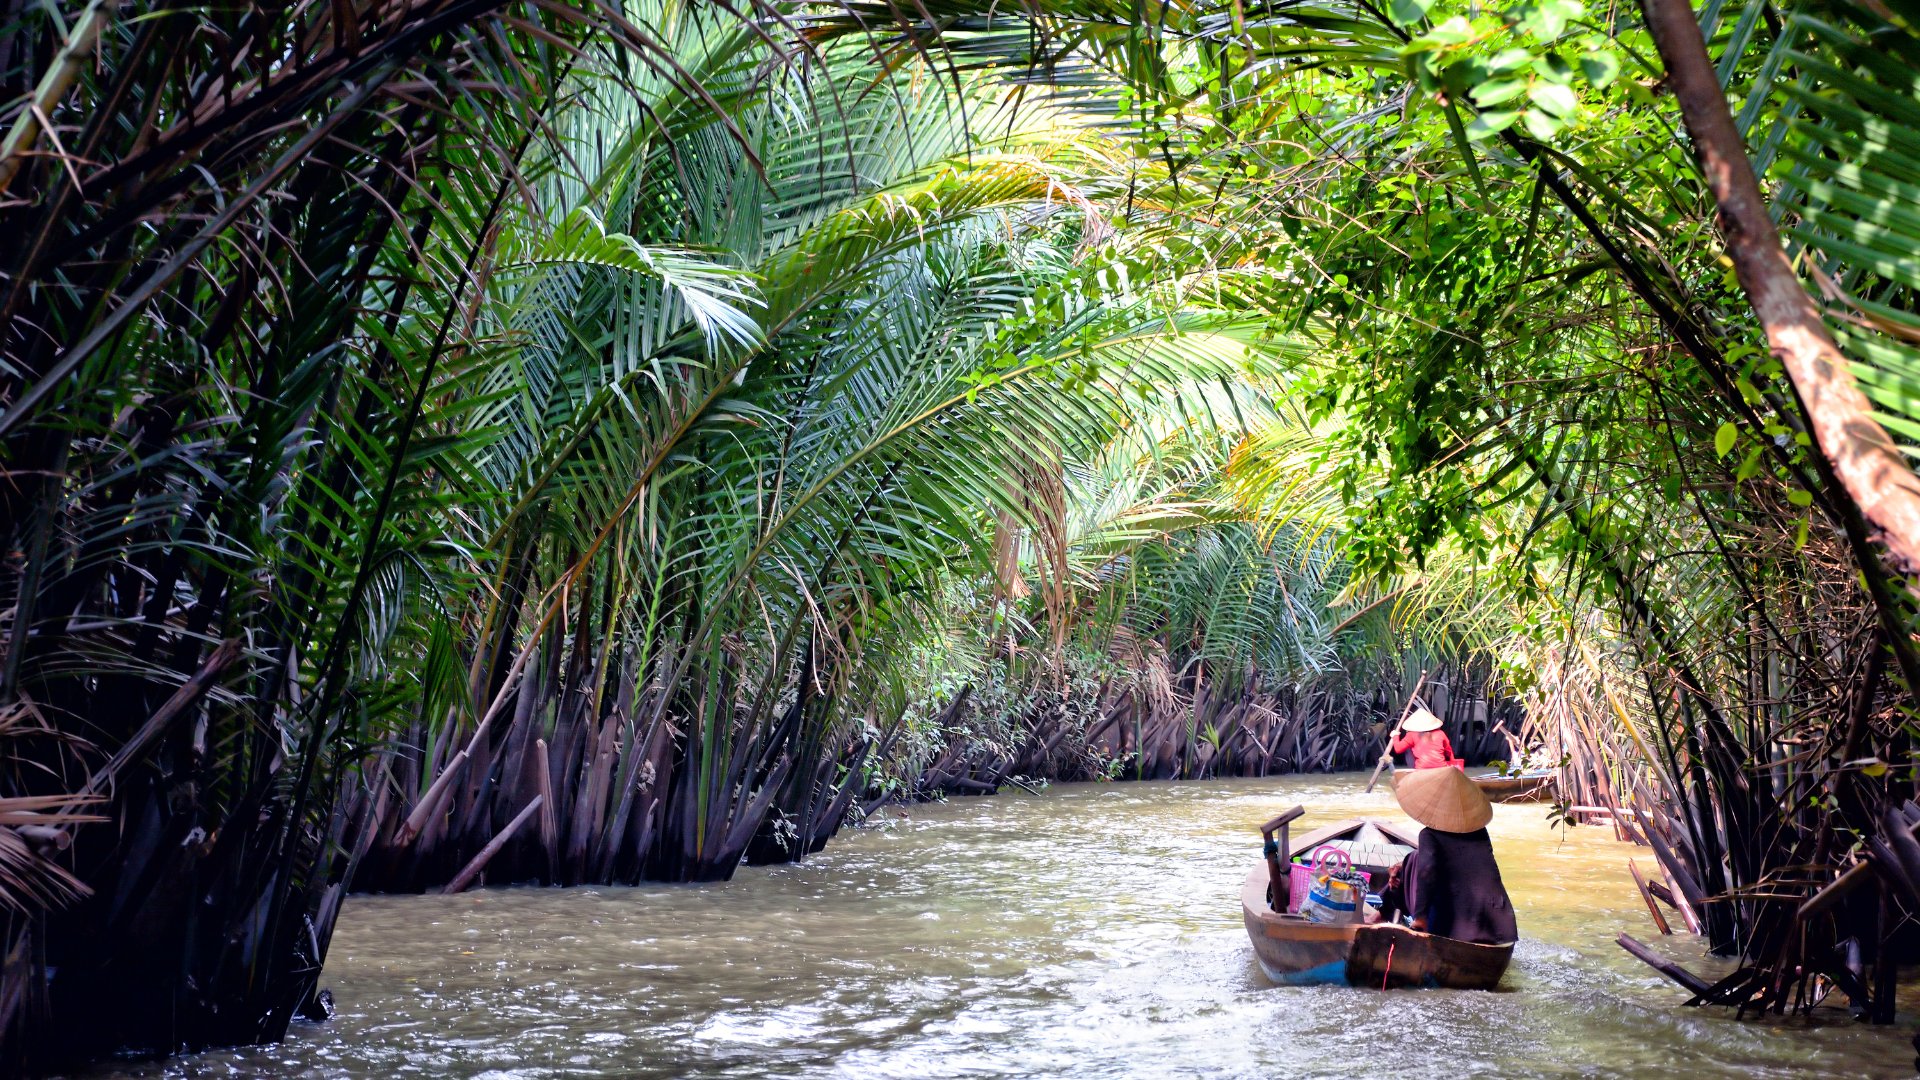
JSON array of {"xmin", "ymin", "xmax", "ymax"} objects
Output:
[
  {"xmin": 1390, "ymin": 767, "xmax": 1517, "ymax": 945},
  {"xmin": 1390, "ymin": 705, "xmax": 1456, "ymax": 770}
]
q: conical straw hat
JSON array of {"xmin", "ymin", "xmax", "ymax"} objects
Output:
[
  {"xmin": 1392, "ymin": 765, "xmax": 1492, "ymax": 833},
  {"xmin": 1401, "ymin": 706, "xmax": 1443, "ymax": 733}
]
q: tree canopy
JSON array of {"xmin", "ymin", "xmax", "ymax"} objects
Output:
[{"xmin": 4, "ymin": 0, "xmax": 1920, "ymax": 1063}]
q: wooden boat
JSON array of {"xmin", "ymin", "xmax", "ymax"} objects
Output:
[
  {"xmin": 1346, "ymin": 922, "xmax": 1513, "ymax": 990},
  {"xmin": 1470, "ymin": 770, "xmax": 1555, "ymax": 802},
  {"xmin": 1241, "ymin": 805, "xmax": 1514, "ymax": 990}
]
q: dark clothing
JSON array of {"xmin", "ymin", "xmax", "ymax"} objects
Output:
[
  {"xmin": 1413, "ymin": 826, "xmax": 1517, "ymax": 945},
  {"xmin": 1377, "ymin": 850, "xmax": 1417, "ymax": 923}
]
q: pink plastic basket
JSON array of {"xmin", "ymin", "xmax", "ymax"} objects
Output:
[{"xmin": 1286, "ymin": 846, "xmax": 1372, "ymax": 913}]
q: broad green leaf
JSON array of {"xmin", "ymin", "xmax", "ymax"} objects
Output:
[
  {"xmin": 1489, "ymin": 48, "xmax": 1534, "ymax": 74},
  {"xmin": 1530, "ymin": 0, "xmax": 1585, "ymax": 37},
  {"xmin": 1521, "ymin": 108, "xmax": 1564, "ymax": 140},
  {"xmin": 1579, "ymin": 51, "xmax": 1621, "ymax": 88},
  {"xmin": 1389, "ymin": 0, "xmax": 1434, "ymax": 28},
  {"xmin": 1465, "ymin": 109, "xmax": 1522, "ymax": 140},
  {"xmin": 1416, "ymin": 16, "xmax": 1475, "ymax": 46},
  {"xmin": 1532, "ymin": 82, "xmax": 1579, "ymax": 118},
  {"xmin": 1472, "ymin": 79, "xmax": 1532, "ymax": 107}
]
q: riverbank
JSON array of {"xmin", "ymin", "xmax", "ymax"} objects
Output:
[{"xmin": 90, "ymin": 775, "xmax": 1917, "ymax": 1079}]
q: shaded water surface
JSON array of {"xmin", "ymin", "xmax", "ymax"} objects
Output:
[{"xmin": 101, "ymin": 776, "xmax": 1915, "ymax": 1078}]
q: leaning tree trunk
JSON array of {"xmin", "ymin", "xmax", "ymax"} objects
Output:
[{"xmin": 1637, "ymin": 0, "xmax": 1920, "ymax": 580}]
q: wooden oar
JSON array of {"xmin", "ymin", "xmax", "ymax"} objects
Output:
[{"xmin": 1365, "ymin": 670, "xmax": 1430, "ymax": 793}]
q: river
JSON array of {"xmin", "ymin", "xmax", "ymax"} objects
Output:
[{"xmin": 97, "ymin": 775, "xmax": 1916, "ymax": 1078}]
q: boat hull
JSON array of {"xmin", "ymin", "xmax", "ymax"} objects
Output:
[
  {"xmin": 1346, "ymin": 922, "xmax": 1513, "ymax": 990},
  {"xmin": 1471, "ymin": 773, "xmax": 1554, "ymax": 802},
  {"xmin": 1240, "ymin": 868, "xmax": 1358, "ymax": 984}
]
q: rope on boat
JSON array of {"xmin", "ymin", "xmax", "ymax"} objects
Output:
[
  {"xmin": 1262, "ymin": 838, "xmax": 1279, "ymax": 857},
  {"xmin": 1381, "ymin": 941, "xmax": 1396, "ymax": 991}
]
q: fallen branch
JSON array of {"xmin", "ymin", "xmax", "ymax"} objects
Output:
[
  {"xmin": 1798, "ymin": 858, "xmax": 1876, "ymax": 923},
  {"xmin": 1629, "ymin": 859, "xmax": 1673, "ymax": 935},
  {"xmin": 396, "ymin": 749, "xmax": 466, "ymax": 847},
  {"xmin": 1569, "ymin": 805, "xmax": 1643, "ymax": 819},
  {"xmin": 1643, "ymin": 822, "xmax": 1706, "ymax": 934},
  {"xmin": 1618, "ymin": 932, "xmax": 1714, "ymax": 997},
  {"xmin": 441, "ymin": 795, "xmax": 544, "ymax": 895},
  {"xmin": 80, "ymin": 639, "xmax": 243, "ymax": 801}
]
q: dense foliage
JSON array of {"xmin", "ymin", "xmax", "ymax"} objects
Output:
[
  {"xmin": 7, "ymin": 0, "xmax": 1920, "ymax": 1067},
  {"xmin": 0, "ymin": 0, "xmax": 1481, "ymax": 1065},
  {"xmin": 919, "ymin": 0, "xmax": 1920, "ymax": 1013}
]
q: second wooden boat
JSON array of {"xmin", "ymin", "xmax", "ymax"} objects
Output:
[
  {"xmin": 1241, "ymin": 804, "xmax": 1515, "ymax": 990},
  {"xmin": 1470, "ymin": 771, "xmax": 1554, "ymax": 802}
]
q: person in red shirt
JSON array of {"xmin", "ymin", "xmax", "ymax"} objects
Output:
[{"xmin": 1391, "ymin": 707, "xmax": 1455, "ymax": 769}]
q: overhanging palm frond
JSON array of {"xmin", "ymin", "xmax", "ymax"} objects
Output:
[{"xmin": 1771, "ymin": 6, "xmax": 1920, "ymax": 451}]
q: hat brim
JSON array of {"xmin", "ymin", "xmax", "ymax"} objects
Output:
[
  {"xmin": 1400, "ymin": 707, "xmax": 1443, "ymax": 732},
  {"xmin": 1392, "ymin": 767, "xmax": 1493, "ymax": 832}
]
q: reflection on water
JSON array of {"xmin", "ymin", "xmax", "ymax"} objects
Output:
[{"xmin": 95, "ymin": 775, "xmax": 1915, "ymax": 1078}]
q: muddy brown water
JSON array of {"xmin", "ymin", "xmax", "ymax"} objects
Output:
[{"xmin": 94, "ymin": 775, "xmax": 1917, "ymax": 1078}]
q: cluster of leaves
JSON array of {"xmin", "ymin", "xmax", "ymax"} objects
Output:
[{"xmin": 1401, "ymin": 0, "xmax": 1624, "ymax": 142}]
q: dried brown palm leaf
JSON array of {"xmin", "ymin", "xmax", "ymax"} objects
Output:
[{"xmin": 0, "ymin": 794, "xmax": 103, "ymax": 914}]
